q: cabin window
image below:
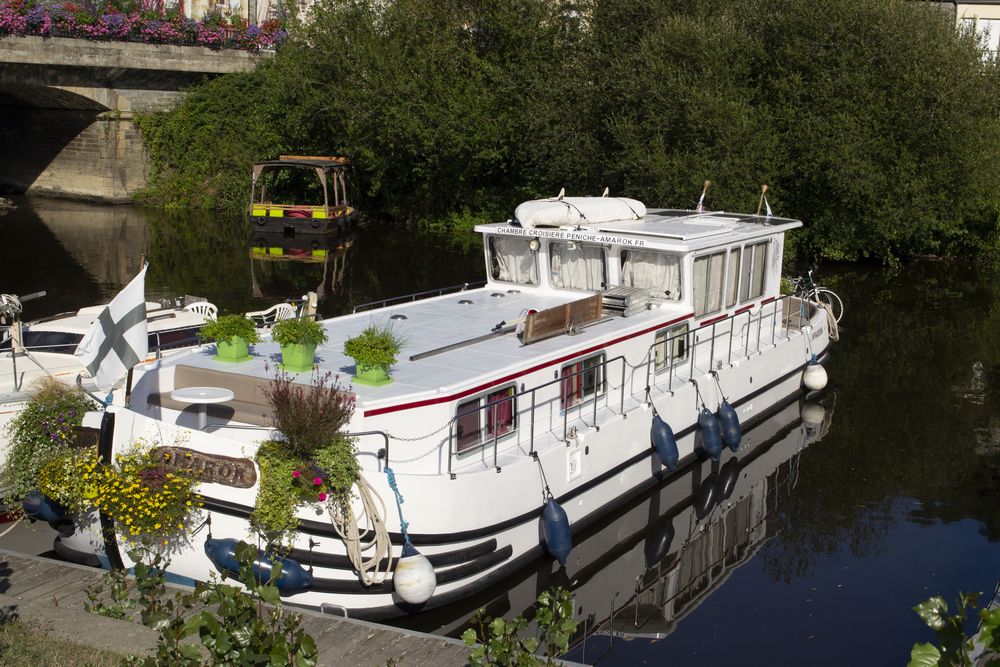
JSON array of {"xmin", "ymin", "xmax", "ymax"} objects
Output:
[
  {"xmin": 693, "ymin": 251, "xmax": 726, "ymax": 317},
  {"xmin": 726, "ymin": 248, "xmax": 741, "ymax": 308},
  {"xmin": 739, "ymin": 241, "xmax": 768, "ymax": 302},
  {"xmin": 561, "ymin": 354, "xmax": 605, "ymax": 409},
  {"xmin": 550, "ymin": 242, "xmax": 606, "ymax": 292},
  {"xmin": 455, "ymin": 386, "xmax": 517, "ymax": 454},
  {"xmin": 620, "ymin": 250, "xmax": 681, "ymax": 300},
  {"xmin": 488, "ymin": 237, "xmax": 539, "ymax": 285},
  {"xmin": 0, "ymin": 331, "xmax": 84, "ymax": 355},
  {"xmin": 653, "ymin": 323, "xmax": 689, "ymax": 372}
]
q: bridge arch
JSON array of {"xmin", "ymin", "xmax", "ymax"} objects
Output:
[{"xmin": 0, "ymin": 36, "xmax": 262, "ymax": 201}]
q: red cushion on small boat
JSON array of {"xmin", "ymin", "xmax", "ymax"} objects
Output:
[{"xmin": 286, "ymin": 209, "xmax": 311, "ymax": 218}]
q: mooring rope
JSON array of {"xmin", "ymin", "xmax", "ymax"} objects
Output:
[
  {"xmin": 328, "ymin": 473, "xmax": 393, "ymax": 586},
  {"xmin": 0, "ymin": 516, "xmax": 23, "ymax": 539}
]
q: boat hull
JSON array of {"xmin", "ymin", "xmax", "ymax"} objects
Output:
[{"xmin": 61, "ymin": 322, "xmax": 828, "ymax": 619}]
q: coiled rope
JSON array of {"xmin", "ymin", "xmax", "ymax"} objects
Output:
[
  {"xmin": 328, "ymin": 473, "xmax": 393, "ymax": 586},
  {"xmin": 0, "ymin": 293, "xmax": 23, "ymax": 321}
]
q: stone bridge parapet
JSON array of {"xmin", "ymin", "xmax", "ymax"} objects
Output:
[{"xmin": 0, "ymin": 36, "xmax": 269, "ymax": 200}]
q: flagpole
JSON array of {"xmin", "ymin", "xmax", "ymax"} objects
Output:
[
  {"xmin": 696, "ymin": 180, "xmax": 711, "ymax": 212},
  {"xmin": 756, "ymin": 184, "xmax": 768, "ymax": 216}
]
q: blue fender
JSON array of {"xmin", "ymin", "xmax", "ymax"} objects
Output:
[
  {"xmin": 718, "ymin": 400, "xmax": 742, "ymax": 452},
  {"xmin": 22, "ymin": 490, "xmax": 67, "ymax": 523},
  {"xmin": 541, "ymin": 497, "xmax": 572, "ymax": 566},
  {"xmin": 644, "ymin": 517, "xmax": 675, "ymax": 568},
  {"xmin": 204, "ymin": 538, "xmax": 313, "ymax": 594},
  {"xmin": 694, "ymin": 475, "xmax": 717, "ymax": 519},
  {"xmin": 650, "ymin": 413, "xmax": 679, "ymax": 471},
  {"xmin": 698, "ymin": 407, "xmax": 723, "ymax": 461},
  {"xmin": 715, "ymin": 457, "xmax": 741, "ymax": 500}
]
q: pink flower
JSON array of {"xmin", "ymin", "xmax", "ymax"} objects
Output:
[
  {"xmin": 317, "ymin": 492, "xmax": 327, "ymax": 501},
  {"xmin": 313, "ymin": 477, "xmax": 323, "ymax": 486},
  {"xmin": 292, "ymin": 470, "xmax": 301, "ymax": 479}
]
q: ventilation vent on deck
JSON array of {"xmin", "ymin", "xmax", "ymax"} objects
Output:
[{"xmin": 602, "ymin": 286, "xmax": 651, "ymax": 317}]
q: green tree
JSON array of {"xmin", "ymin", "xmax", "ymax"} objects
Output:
[{"xmin": 137, "ymin": 0, "xmax": 1000, "ymax": 262}]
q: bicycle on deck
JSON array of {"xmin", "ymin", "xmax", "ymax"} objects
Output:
[{"xmin": 791, "ymin": 267, "xmax": 844, "ymax": 323}]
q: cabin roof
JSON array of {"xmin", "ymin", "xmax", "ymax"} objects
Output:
[{"xmin": 476, "ymin": 209, "xmax": 801, "ymax": 252}]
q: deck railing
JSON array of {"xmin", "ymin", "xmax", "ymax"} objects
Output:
[
  {"xmin": 360, "ymin": 294, "xmax": 821, "ymax": 477},
  {"xmin": 443, "ymin": 355, "xmax": 630, "ymax": 478},
  {"xmin": 352, "ymin": 281, "xmax": 486, "ymax": 313}
]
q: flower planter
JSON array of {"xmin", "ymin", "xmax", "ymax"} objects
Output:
[
  {"xmin": 280, "ymin": 343, "xmax": 317, "ymax": 372},
  {"xmin": 353, "ymin": 362, "xmax": 392, "ymax": 386},
  {"xmin": 214, "ymin": 336, "xmax": 251, "ymax": 362}
]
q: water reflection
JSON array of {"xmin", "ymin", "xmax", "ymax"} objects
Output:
[
  {"xmin": 0, "ymin": 196, "xmax": 483, "ymax": 322},
  {"xmin": 247, "ymin": 229, "xmax": 355, "ymax": 308},
  {"xmin": 391, "ymin": 394, "xmax": 836, "ymax": 660}
]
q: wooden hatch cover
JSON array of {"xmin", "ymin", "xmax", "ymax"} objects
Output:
[{"xmin": 521, "ymin": 293, "xmax": 603, "ymax": 345}]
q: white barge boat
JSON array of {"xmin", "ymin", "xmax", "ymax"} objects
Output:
[{"xmin": 61, "ymin": 197, "xmax": 836, "ymax": 620}]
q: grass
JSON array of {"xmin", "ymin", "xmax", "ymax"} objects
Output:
[{"xmin": 0, "ymin": 616, "xmax": 129, "ymax": 666}]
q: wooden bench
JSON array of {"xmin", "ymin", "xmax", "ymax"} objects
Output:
[{"xmin": 148, "ymin": 365, "xmax": 282, "ymax": 428}]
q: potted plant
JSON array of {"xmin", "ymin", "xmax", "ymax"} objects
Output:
[
  {"xmin": 253, "ymin": 370, "xmax": 357, "ymax": 548},
  {"xmin": 198, "ymin": 314, "xmax": 260, "ymax": 362},
  {"xmin": 343, "ymin": 322, "xmax": 404, "ymax": 387},
  {"xmin": 270, "ymin": 317, "xmax": 328, "ymax": 373}
]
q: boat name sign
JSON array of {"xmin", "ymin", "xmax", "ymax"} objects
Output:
[
  {"xmin": 495, "ymin": 225, "xmax": 647, "ymax": 248},
  {"xmin": 153, "ymin": 446, "xmax": 258, "ymax": 488}
]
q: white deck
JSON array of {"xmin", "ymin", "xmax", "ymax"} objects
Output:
[{"xmin": 147, "ymin": 288, "xmax": 682, "ymax": 412}]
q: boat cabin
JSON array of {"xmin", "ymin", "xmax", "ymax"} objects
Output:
[
  {"xmin": 248, "ymin": 155, "xmax": 356, "ymax": 235},
  {"xmin": 477, "ymin": 203, "xmax": 799, "ymax": 336}
]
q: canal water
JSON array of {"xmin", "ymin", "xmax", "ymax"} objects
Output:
[{"xmin": 1, "ymin": 196, "xmax": 998, "ymax": 665}]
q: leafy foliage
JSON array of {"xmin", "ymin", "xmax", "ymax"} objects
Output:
[
  {"xmin": 39, "ymin": 442, "xmax": 202, "ymax": 547},
  {"xmin": 111, "ymin": 542, "xmax": 320, "ymax": 666},
  {"xmin": 343, "ymin": 321, "xmax": 404, "ymax": 368},
  {"xmin": 270, "ymin": 316, "xmax": 328, "ymax": 348},
  {"xmin": 85, "ymin": 566, "xmax": 134, "ymax": 620},
  {"xmin": 137, "ymin": 0, "xmax": 1000, "ymax": 262},
  {"xmin": 262, "ymin": 369, "xmax": 355, "ymax": 458},
  {"xmin": 197, "ymin": 313, "xmax": 260, "ymax": 344},
  {"xmin": 909, "ymin": 591, "xmax": 1000, "ymax": 666},
  {"xmin": 461, "ymin": 587, "xmax": 576, "ymax": 666},
  {"xmin": 1, "ymin": 379, "xmax": 94, "ymax": 507},
  {"xmin": 253, "ymin": 370, "xmax": 357, "ymax": 547}
]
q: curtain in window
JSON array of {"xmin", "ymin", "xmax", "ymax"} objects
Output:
[
  {"xmin": 694, "ymin": 252, "xmax": 725, "ymax": 316},
  {"xmin": 739, "ymin": 242, "xmax": 767, "ymax": 301},
  {"xmin": 621, "ymin": 250, "xmax": 681, "ymax": 300},
  {"xmin": 550, "ymin": 243, "xmax": 605, "ymax": 291},
  {"xmin": 561, "ymin": 364, "xmax": 582, "ymax": 408},
  {"xmin": 490, "ymin": 237, "xmax": 538, "ymax": 285},
  {"xmin": 485, "ymin": 389, "xmax": 514, "ymax": 436},
  {"xmin": 456, "ymin": 398, "xmax": 481, "ymax": 452},
  {"xmin": 726, "ymin": 249, "xmax": 741, "ymax": 307}
]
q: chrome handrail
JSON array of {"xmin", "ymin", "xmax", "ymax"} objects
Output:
[
  {"xmin": 425, "ymin": 297, "xmax": 810, "ymax": 478},
  {"xmin": 352, "ymin": 280, "xmax": 486, "ymax": 313},
  {"xmin": 445, "ymin": 355, "xmax": 629, "ymax": 476}
]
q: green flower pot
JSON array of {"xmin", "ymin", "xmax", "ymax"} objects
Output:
[
  {"xmin": 280, "ymin": 342, "xmax": 317, "ymax": 372},
  {"xmin": 353, "ymin": 362, "xmax": 392, "ymax": 386},
  {"xmin": 214, "ymin": 336, "xmax": 251, "ymax": 363}
]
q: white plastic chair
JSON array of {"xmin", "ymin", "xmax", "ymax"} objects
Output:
[
  {"xmin": 245, "ymin": 302, "xmax": 296, "ymax": 327},
  {"xmin": 183, "ymin": 301, "xmax": 218, "ymax": 319}
]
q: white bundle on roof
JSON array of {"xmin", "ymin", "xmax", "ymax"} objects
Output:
[{"xmin": 515, "ymin": 196, "xmax": 646, "ymax": 229}]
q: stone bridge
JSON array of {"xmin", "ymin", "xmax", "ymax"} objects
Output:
[{"xmin": 0, "ymin": 36, "xmax": 266, "ymax": 202}]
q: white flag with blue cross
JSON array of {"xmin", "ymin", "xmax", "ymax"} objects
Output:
[{"xmin": 74, "ymin": 265, "xmax": 149, "ymax": 392}]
